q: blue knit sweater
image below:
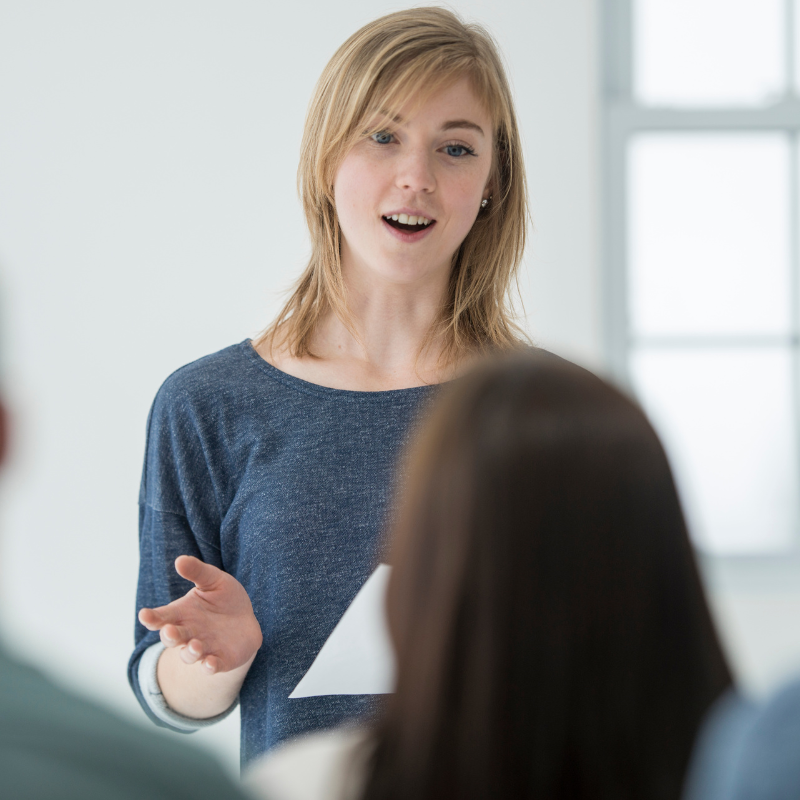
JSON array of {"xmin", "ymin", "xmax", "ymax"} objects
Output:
[{"xmin": 128, "ymin": 341, "xmax": 435, "ymax": 765}]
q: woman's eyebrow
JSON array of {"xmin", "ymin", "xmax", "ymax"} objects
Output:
[
  {"xmin": 441, "ymin": 119, "xmax": 485, "ymax": 137},
  {"xmin": 374, "ymin": 110, "xmax": 485, "ymax": 138}
]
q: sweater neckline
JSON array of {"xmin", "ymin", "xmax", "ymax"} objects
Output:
[{"xmin": 239, "ymin": 339, "xmax": 440, "ymax": 401}]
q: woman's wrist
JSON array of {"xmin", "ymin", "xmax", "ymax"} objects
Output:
[{"xmin": 157, "ymin": 645, "xmax": 256, "ymax": 719}]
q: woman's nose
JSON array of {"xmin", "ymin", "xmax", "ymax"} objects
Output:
[{"xmin": 395, "ymin": 149, "xmax": 436, "ymax": 194}]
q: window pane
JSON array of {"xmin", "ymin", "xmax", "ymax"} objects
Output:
[
  {"xmin": 629, "ymin": 134, "xmax": 791, "ymax": 337},
  {"xmin": 634, "ymin": 0, "xmax": 785, "ymax": 106},
  {"xmin": 794, "ymin": 0, "xmax": 800, "ymax": 93},
  {"xmin": 630, "ymin": 347, "xmax": 799, "ymax": 555}
]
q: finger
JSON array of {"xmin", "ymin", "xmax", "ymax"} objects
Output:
[
  {"xmin": 139, "ymin": 600, "xmax": 184, "ymax": 631},
  {"xmin": 202, "ymin": 654, "xmax": 222, "ymax": 675},
  {"xmin": 160, "ymin": 623, "xmax": 193, "ymax": 647},
  {"xmin": 138, "ymin": 607, "xmax": 164, "ymax": 630},
  {"xmin": 179, "ymin": 639, "xmax": 205, "ymax": 665},
  {"xmin": 174, "ymin": 555, "xmax": 224, "ymax": 592}
]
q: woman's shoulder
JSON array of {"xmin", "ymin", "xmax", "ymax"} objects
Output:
[
  {"xmin": 154, "ymin": 340, "xmax": 253, "ymax": 403},
  {"xmin": 244, "ymin": 726, "xmax": 372, "ymax": 800},
  {"xmin": 149, "ymin": 339, "xmax": 297, "ymax": 421}
]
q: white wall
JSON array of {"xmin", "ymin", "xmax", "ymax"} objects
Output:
[
  {"xmin": 3, "ymin": 0, "xmax": 796, "ymax": 778},
  {"xmin": 0, "ymin": 0, "xmax": 601, "ymax": 772}
]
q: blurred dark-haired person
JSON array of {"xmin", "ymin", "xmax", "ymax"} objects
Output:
[
  {"xmin": 246, "ymin": 351, "xmax": 799, "ymax": 800},
  {"xmin": 0, "ymin": 402, "xmax": 253, "ymax": 798}
]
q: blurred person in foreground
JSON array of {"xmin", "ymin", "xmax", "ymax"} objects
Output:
[
  {"xmin": 0, "ymin": 401, "xmax": 252, "ymax": 798},
  {"xmin": 246, "ymin": 351, "xmax": 800, "ymax": 800}
]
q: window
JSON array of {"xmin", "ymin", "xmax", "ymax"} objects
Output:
[{"xmin": 602, "ymin": 0, "xmax": 800, "ymax": 555}]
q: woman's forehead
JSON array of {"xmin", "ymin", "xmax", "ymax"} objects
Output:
[{"xmin": 364, "ymin": 77, "xmax": 495, "ymax": 132}]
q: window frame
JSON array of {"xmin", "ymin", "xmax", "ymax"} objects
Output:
[{"xmin": 600, "ymin": 0, "xmax": 800, "ymax": 565}]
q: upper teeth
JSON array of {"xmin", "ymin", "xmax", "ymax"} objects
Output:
[{"xmin": 386, "ymin": 214, "xmax": 432, "ymax": 226}]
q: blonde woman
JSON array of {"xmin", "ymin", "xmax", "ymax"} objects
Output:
[{"xmin": 130, "ymin": 7, "xmax": 529, "ymax": 765}]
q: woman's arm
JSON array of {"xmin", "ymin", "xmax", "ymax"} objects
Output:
[
  {"xmin": 156, "ymin": 645, "xmax": 255, "ymax": 719},
  {"xmin": 139, "ymin": 555, "xmax": 263, "ymax": 719}
]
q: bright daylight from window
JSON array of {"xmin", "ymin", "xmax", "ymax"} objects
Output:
[{"xmin": 616, "ymin": 0, "xmax": 800, "ymax": 555}]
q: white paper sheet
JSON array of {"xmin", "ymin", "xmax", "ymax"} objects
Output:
[{"xmin": 289, "ymin": 564, "xmax": 395, "ymax": 698}]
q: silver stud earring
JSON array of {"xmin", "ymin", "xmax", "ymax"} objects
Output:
[{"xmin": 481, "ymin": 198, "xmax": 489, "ymax": 209}]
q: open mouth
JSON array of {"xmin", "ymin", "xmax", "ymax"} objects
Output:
[{"xmin": 382, "ymin": 214, "xmax": 435, "ymax": 233}]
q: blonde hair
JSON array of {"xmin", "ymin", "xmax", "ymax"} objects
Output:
[{"xmin": 256, "ymin": 6, "xmax": 530, "ymax": 367}]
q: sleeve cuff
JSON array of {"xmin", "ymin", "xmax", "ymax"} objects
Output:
[{"xmin": 138, "ymin": 641, "xmax": 239, "ymax": 732}]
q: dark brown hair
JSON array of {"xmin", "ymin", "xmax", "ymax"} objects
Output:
[{"xmin": 363, "ymin": 350, "xmax": 732, "ymax": 800}]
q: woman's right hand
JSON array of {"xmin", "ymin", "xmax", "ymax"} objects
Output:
[{"xmin": 138, "ymin": 555, "xmax": 263, "ymax": 675}]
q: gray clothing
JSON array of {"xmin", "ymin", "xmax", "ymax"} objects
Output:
[{"xmin": 0, "ymin": 641, "xmax": 250, "ymax": 800}]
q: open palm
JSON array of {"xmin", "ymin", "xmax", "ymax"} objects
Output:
[{"xmin": 138, "ymin": 555, "xmax": 263, "ymax": 674}]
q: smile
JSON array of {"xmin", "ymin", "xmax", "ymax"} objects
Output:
[
  {"xmin": 382, "ymin": 213, "xmax": 434, "ymax": 232},
  {"xmin": 381, "ymin": 215, "xmax": 436, "ymax": 242}
]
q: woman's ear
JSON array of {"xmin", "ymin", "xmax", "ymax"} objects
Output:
[{"xmin": 482, "ymin": 170, "xmax": 497, "ymax": 203}]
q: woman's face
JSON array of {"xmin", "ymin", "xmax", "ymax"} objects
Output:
[{"xmin": 333, "ymin": 77, "xmax": 494, "ymax": 290}]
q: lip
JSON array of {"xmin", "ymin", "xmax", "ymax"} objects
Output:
[
  {"xmin": 381, "ymin": 217, "xmax": 436, "ymax": 243},
  {"xmin": 381, "ymin": 207, "xmax": 436, "ymax": 222}
]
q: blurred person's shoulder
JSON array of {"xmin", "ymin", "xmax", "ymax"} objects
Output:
[
  {"xmin": 245, "ymin": 726, "xmax": 371, "ymax": 800},
  {"xmin": 729, "ymin": 676, "xmax": 800, "ymax": 800},
  {"xmin": 0, "ymin": 643, "xmax": 249, "ymax": 800},
  {"xmin": 684, "ymin": 675, "xmax": 800, "ymax": 800},
  {"xmin": 682, "ymin": 688, "xmax": 755, "ymax": 800}
]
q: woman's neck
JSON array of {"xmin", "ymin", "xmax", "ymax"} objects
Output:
[{"xmin": 257, "ymin": 274, "xmax": 455, "ymax": 392}]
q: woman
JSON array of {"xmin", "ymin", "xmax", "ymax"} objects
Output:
[
  {"xmin": 129, "ymin": 7, "xmax": 529, "ymax": 766},
  {"xmin": 246, "ymin": 351, "xmax": 733, "ymax": 800}
]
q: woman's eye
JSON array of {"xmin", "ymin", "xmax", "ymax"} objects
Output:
[
  {"xmin": 444, "ymin": 144, "xmax": 475, "ymax": 158},
  {"xmin": 371, "ymin": 131, "xmax": 394, "ymax": 145}
]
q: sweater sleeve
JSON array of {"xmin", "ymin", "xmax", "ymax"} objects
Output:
[
  {"xmin": 137, "ymin": 641, "xmax": 238, "ymax": 731},
  {"xmin": 127, "ymin": 372, "xmax": 230, "ymax": 732}
]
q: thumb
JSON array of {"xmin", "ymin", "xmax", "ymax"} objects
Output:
[{"xmin": 174, "ymin": 555, "xmax": 225, "ymax": 591}]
